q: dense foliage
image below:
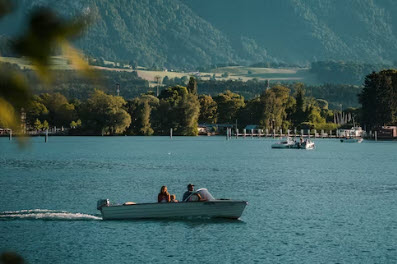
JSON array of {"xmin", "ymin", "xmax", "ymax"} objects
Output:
[
  {"xmin": 310, "ymin": 61, "xmax": 392, "ymax": 85},
  {"xmin": 359, "ymin": 70, "xmax": 397, "ymax": 129},
  {"xmin": 22, "ymin": 77, "xmax": 342, "ymax": 136},
  {"xmin": 2, "ymin": 0, "xmax": 397, "ymax": 69}
]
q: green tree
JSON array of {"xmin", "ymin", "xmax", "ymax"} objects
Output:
[
  {"xmin": 40, "ymin": 93, "xmax": 76, "ymax": 127},
  {"xmin": 291, "ymin": 83, "xmax": 307, "ymax": 127},
  {"xmin": 259, "ymin": 85, "xmax": 293, "ymax": 130},
  {"xmin": 187, "ymin": 77, "xmax": 198, "ymax": 95},
  {"xmin": 81, "ymin": 90, "xmax": 131, "ymax": 135},
  {"xmin": 153, "ymin": 86, "xmax": 199, "ymax": 135},
  {"xmin": 42, "ymin": 120, "xmax": 49, "ymax": 130},
  {"xmin": 126, "ymin": 94, "xmax": 159, "ymax": 135},
  {"xmin": 25, "ymin": 96, "xmax": 49, "ymax": 128},
  {"xmin": 198, "ymin": 95, "xmax": 217, "ymax": 124},
  {"xmin": 359, "ymin": 70, "xmax": 397, "ymax": 129},
  {"xmin": 33, "ymin": 118, "xmax": 42, "ymax": 131},
  {"xmin": 214, "ymin": 90, "xmax": 245, "ymax": 123}
]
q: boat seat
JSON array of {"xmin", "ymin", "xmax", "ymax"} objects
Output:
[{"xmin": 123, "ymin": 202, "xmax": 136, "ymax": 205}]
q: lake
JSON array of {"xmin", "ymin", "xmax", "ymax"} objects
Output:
[{"xmin": 0, "ymin": 136, "xmax": 396, "ymax": 263}]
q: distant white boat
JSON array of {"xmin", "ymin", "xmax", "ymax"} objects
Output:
[
  {"xmin": 271, "ymin": 137, "xmax": 315, "ymax": 149},
  {"xmin": 300, "ymin": 139, "xmax": 315, "ymax": 149},
  {"xmin": 97, "ymin": 188, "xmax": 247, "ymax": 220},
  {"xmin": 340, "ymin": 138, "xmax": 363, "ymax": 143}
]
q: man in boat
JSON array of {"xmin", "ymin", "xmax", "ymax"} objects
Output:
[
  {"xmin": 182, "ymin": 184, "xmax": 195, "ymax": 201},
  {"xmin": 182, "ymin": 183, "xmax": 203, "ymax": 202}
]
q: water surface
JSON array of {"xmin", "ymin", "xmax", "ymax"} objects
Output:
[{"xmin": 1, "ymin": 136, "xmax": 396, "ymax": 263}]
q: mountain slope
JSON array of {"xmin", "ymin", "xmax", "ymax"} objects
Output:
[
  {"xmin": 185, "ymin": 0, "xmax": 397, "ymax": 64},
  {"xmin": 1, "ymin": 0, "xmax": 396, "ymax": 68}
]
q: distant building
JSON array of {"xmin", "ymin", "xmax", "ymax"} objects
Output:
[
  {"xmin": 245, "ymin": 125, "xmax": 258, "ymax": 130},
  {"xmin": 377, "ymin": 126, "xmax": 397, "ymax": 139},
  {"xmin": 337, "ymin": 127, "xmax": 364, "ymax": 137}
]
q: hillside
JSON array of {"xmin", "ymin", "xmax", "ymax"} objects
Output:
[{"xmin": 0, "ymin": 0, "xmax": 396, "ymax": 69}]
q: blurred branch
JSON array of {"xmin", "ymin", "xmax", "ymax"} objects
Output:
[{"xmin": 0, "ymin": 6, "xmax": 95, "ymax": 147}]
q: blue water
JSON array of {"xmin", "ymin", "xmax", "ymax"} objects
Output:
[{"xmin": 0, "ymin": 136, "xmax": 396, "ymax": 263}]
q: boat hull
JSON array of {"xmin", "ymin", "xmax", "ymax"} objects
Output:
[
  {"xmin": 100, "ymin": 200, "xmax": 247, "ymax": 220},
  {"xmin": 340, "ymin": 138, "xmax": 363, "ymax": 143}
]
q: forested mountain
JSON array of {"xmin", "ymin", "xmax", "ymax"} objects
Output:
[{"xmin": 1, "ymin": 0, "xmax": 396, "ymax": 69}]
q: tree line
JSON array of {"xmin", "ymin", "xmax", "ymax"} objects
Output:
[{"xmin": 23, "ymin": 77, "xmax": 345, "ymax": 136}]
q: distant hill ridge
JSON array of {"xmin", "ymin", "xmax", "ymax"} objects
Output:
[{"xmin": 0, "ymin": 0, "xmax": 396, "ymax": 69}]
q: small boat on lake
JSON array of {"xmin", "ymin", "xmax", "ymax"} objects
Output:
[
  {"xmin": 271, "ymin": 137, "xmax": 296, "ymax": 149},
  {"xmin": 340, "ymin": 137, "xmax": 363, "ymax": 143},
  {"xmin": 271, "ymin": 137, "xmax": 315, "ymax": 149},
  {"xmin": 97, "ymin": 188, "xmax": 247, "ymax": 220}
]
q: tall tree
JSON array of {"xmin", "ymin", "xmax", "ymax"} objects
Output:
[
  {"xmin": 153, "ymin": 86, "xmax": 199, "ymax": 135},
  {"xmin": 126, "ymin": 94, "xmax": 159, "ymax": 135},
  {"xmin": 198, "ymin": 95, "xmax": 217, "ymax": 124},
  {"xmin": 81, "ymin": 90, "xmax": 131, "ymax": 135},
  {"xmin": 291, "ymin": 83, "xmax": 307, "ymax": 127},
  {"xmin": 187, "ymin": 76, "xmax": 198, "ymax": 95},
  {"xmin": 214, "ymin": 90, "xmax": 245, "ymax": 124},
  {"xmin": 359, "ymin": 70, "xmax": 397, "ymax": 129}
]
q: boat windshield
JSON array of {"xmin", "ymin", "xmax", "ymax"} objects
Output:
[{"xmin": 186, "ymin": 188, "xmax": 215, "ymax": 202}]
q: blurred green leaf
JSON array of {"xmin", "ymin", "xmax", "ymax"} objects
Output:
[
  {"xmin": 13, "ymin": 8, "xmax": 89, "ymax": 82},
  {"xmin": 0, "ymin": 0, "xmax": 13, "ymax": 18}
]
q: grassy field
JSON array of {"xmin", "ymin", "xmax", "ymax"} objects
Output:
[{"xmin": 0, "ymin": 56, "xmax": 315, "ymax": 86}]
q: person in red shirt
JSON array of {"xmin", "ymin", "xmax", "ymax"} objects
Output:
[{"xmin": 158, "ymin": 186, "xmax": 170, "ymax": 203}]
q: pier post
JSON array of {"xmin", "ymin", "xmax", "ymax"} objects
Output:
[
  {"xmin": 9, "ymin": 129, "xmax": 12, "ymax": 141},
  {"xmin": 375, "ymin": 131, "xmax": 377, "ymax": 141},
  {"xmin": 279, "ymin": 129, "xmax": 282, "ymax": 138},
  {"xmin": 170, "ymin": 128, "xmax": 173, "ymax": 139},
  {"xmin": 251, "ymin": 129, "xmax": 254, "ymax": 138},
  {"xmin": 45, "ymin": 129, "xmax": 48, "ymax": 143},
  {"xmin": 321, "ymin": 130, "xmax": 324, "ymax": 138},
  {"xmin": 265, "ymin": 129, "xmax": 269, "ymax": 137},
  {"xmin": 314, "ymin": 129, "xmax": 317, "ymax": 138},
  {"xmin": 243, "ymin": 129, "xmax": 246, "ymax": 138},
  {"xmin": 236, "ymin": 129, "xmax": 239, "ymax": 139},
  {"xmin": 300, "ymin": 129, "xmax": 304, "ymax": 137},
  {"xmin": 273, "ymin": 129, "xmax": 275, "ymax": 138},
  {"xmin": 369, "ymin": 131, "xmax": 372, "ymax": 139}
]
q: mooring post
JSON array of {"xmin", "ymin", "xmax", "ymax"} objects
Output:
[
  {"xmin": 170, "ymin": 128, "xmax": 173, "ymax": 139},
  {"xmin": 375, "ymin": 131, "xmax": 377, "ymax": 141},
  {"xmin": 294, "ymin": 128, "xmax": 297, "ymax": 137},
  {"xmin": 273, "ymin": 129, "xmax": 275, "ymax": 138},
  {"xmin": 300, "ymin": 129, "xmax": 304, "ymax": 137},
  {"xmin": 251, "ymin": 129, "xmax": 254, "ymax": 138},
  {"xmin": 45, "ymin": 129, "xmax": 48, "ymax": 143},
  {"xmin": 236, "ymin": 128, "xmax": 239, "ymax": 139},
  {"xmin": 9, "ymin": 129, "xmax": 12, "ymax": 141}
]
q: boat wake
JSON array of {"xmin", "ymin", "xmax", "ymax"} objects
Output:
[{"xmin": 0, "ymin": 209, "xmax": 102, "ymax": 221}]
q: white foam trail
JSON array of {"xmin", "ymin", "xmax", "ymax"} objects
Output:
[{"xmin": 0, "ymin": 209, "xmax": 102, "ymax": 221}]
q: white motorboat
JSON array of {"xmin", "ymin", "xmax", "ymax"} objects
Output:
[
  {"xmin": 299, "ymin": 139, "xmax": 315, "ymax": 149},
  {"xmin": 271, "ymin": 137, "xmax": 315, "ymax": 149},
  {"xmin": 340, "ymin": 137, "xmax": 363, "ymax": 143},
  {"xmin": 271, "ymin": 137, "xmax": 296, "ymax": 149},
  {"xmin": 97, "ymin": 188, "xmax": 247, "ymax": 220}
]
